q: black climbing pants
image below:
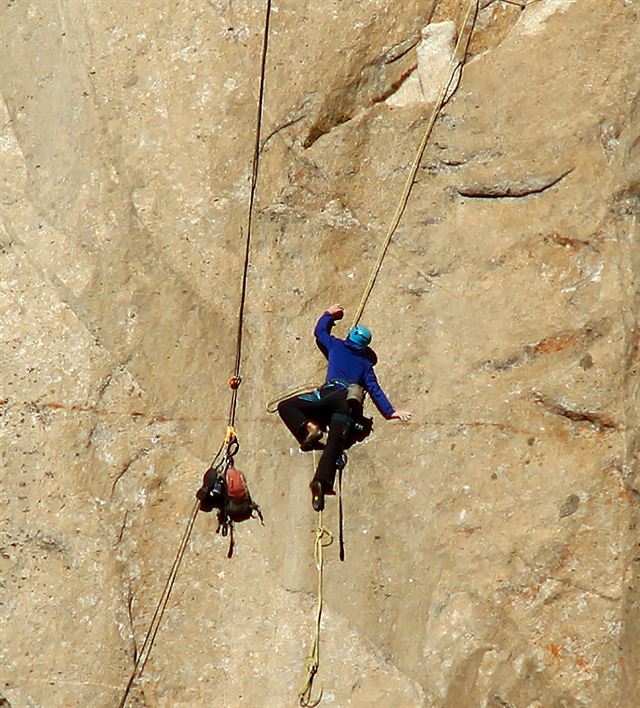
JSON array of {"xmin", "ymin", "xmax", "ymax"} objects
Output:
[{"xmin": 278, "ymin": 385, "xmax": 351, "ymax": 491}]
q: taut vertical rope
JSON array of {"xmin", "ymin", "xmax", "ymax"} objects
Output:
[
  {"xmin": 351, "ymin": 0, "xmax": 479, "ymax": 328},
  {"xmin": 228, "ymin": 0, "xmax": 273, "ymax": 428},
  {"xmin": 118, "ymin": 2, "xmax": 274, "ymax": 704},
  {"xmin": 117, "ymin": 500, "xmax": 200, "ymax": 708}
]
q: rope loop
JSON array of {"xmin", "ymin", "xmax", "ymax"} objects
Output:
[
  {"xmin": 265, "ymin": 382, "xmax": 321, "ymax": 414},
  {"xmin": 314, "ymin": 524, "xmax": 333, "ymax": 570},
  {"xmin": 298, "ymin": 506, "xmax": 332, "ymax": 707}
]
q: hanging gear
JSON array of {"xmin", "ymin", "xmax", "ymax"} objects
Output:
[
  {"xmin": 196, "ymin": 429, "xmax": 263, "ymax": 557},
  {"xmin": 224, "ymin": 466, "xmax": 262, "ymax": 523}
]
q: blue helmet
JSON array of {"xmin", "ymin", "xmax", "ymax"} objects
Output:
[{"xmin": 347, "ymin": 325, "xmax": 372, "ymax": 349}]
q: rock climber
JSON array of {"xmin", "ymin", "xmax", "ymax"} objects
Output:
[{"xmin": 278, "ymin": 303, "xmax": 412, "ymax": 511}]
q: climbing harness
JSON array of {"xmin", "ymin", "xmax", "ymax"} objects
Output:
[{"xmin": 117, "ymin": 2, "xmax": 273, "ymax": 705}]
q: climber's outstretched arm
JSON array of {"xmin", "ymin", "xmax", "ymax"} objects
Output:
[{"xmin": 314, "ymin": 304, "xmax": 343, "ymax": 355}]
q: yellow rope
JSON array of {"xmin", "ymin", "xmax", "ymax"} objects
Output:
[
  {"xmin": 266, "ymin": 382, "xmax": 321, "ymax": 414},
  {"xmin": 296, "ymin": 6, "xmax": 479, "ymax": 703},
  {"xmin": 269, "ymin": 1, "xmax": 478, "ymax": 410},
  {"xmin": 351, "ymin": 0, "xmax": 479, "ymax": 328},
  {"xmin": 299, "ymin": 506, "xmax": 333, "ymax": 707}
]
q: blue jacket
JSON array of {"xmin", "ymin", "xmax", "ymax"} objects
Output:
[{"xmin": 314, "ymin": 312, "xmax": 395, "ymax": 418}]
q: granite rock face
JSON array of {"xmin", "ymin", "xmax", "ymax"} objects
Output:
[{"xmin": 1, "ymin": 1, "xmax": 639, "ymax": 706}]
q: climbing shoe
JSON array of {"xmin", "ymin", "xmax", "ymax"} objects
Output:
[
  {"xmin": 300, "ymin": 422, "xmax": 323, "ymax": 451},
  {"xmin": 309, "ymin": 480, "xmax": 324, "ymax": 512}
]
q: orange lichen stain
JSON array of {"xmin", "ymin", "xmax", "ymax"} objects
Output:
[
  {"xmin": 549, "ymin": 643, "xmax": 561, "ymax": 658},
  {"xmin": 131, "ymin": 411, "xmax": 169, "ymax": 422},
  {"xmin": 618, "ymin": 656, "xmax": 625, "ymax": 667},
  {"xmin": 522, "ymin": 585, "xmax": 541, "ymax": 601},
  {"xmin": 534, "ymin": 332, "xmax": 577, "ymax": 354},
  {"xmin": 575, "ymin": 656, "xmax": 592, "ymax": 673}
]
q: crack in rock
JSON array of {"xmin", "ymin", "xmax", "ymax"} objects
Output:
[
  {"xmin": 532, "ymin": 391, "xmax": 621, "ymax": 433},
  {"xmin": 515, "ymin": 553, "xmax": 620, "ymax": 602},
  {"xmin": 115, "ymin": 510, "xmax": 129, "ymax": 547},
  {"xmin": 126, "ymin": 586, "xmax": 139, "ymax": 663},
  {"xmin": 111, "ymin": 448, "xmax": 150, "ymax": 498},
  {"xmin": 481, "ymin": 0, "xmax": 527, "ymax": 9},
  {"xmin": 457, "ymin": 167, "xmax": 573, "ymax": 198}
]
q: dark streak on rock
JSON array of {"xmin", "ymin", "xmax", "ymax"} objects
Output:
[
  {"xmin": 478, "ymin": 319, "xmax": 608, "ymax": 372},
  {"xmin": 532, "ymin": 392, "xmax": 620, "ymax": 433},
  {"xmin": 115, "ymin": 510, "xmax": 129, "ymax": 546},
  {"xmin": 303, "ymin": 60, "xmax": 419, "ymax": 149},
  {"xmin": 33, "ymin": 529, "xmax": 68, "ymax": 556},
  {"xmin": 491, "ymin": 695, "xmax": 516, "ymax": 708},
  {"xmin": 611, "ymin": 180, "xmax": 640, "ymax": 217},
  {"xmin": 126, "ymin": 587, "xmax": 138, "ymax": 662},
  {"xmin": 383, "ymin": 34, "xmax": 421, "ymax": 64},
  {"xmin": 111, "ymin": 449, "xmax": 150, "ymax": 497},
  {"xmin": 261, "ymin": 114, "xmax": 305, "ymax": 151},
  {"xmin": 481, "ymin": 0, "xmax": 526, "ymax": 9},
  {"xmin": 95, "ymin": 371, "xmax": 114, "ymax": 404},
  {"xmin": 457, "ymin": 168, "xmax": 573, "ymax": 199},
  {"xmin": 515, "ymin": 552, "xmax": 620, "ymax": 601},
  {"xmin": 559, "ymin": 494, "xmax": 580, "ymax": 518},
  {"xmin": 544, "ymin": 231, "xmax": 598, "ymax": 252},
  {"xmin": 371, "ymin": 64, "xmax": 419, "ymax": 106}
]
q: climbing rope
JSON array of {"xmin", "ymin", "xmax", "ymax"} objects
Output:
[
  {"xmin": 295, "ymin": 5, "xmax": 479, "ymax": 703},
  {"xmin": 337, "ymin": 467, "xmax": 345, "ymax": 562},
  {"xmin": 117, "ymin": 499, "xmax": 200, "ymax": 708},
  {"xmin": 268, "ymin": 0, "xmax": 478, "ymax": 416},
  {"xmin": 266, "ymin": 382, "xmax": 321, "ymax": 413},
  {"xmin": 117, "ymin": 1, "xmax": 273, "ymax": 703},
  {"xmin": 351, "ymin": 0, "xmax": 479, "ymax": 328},
  {"xmin": 298, "ymin": 502, "xmax": 333, "ymax": 707},
  {"xmin": 228, "ymin": 0, "xmax": 273, "ymax": 428}
]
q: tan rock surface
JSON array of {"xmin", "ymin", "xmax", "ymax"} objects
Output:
[{"xmin": 1, "ymin": 0, "xmax": 639, "ymax": 706}]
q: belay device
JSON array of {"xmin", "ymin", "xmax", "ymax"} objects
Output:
[{"xmin": 196, "ymin": 428, "xmax": 263, "ymax": 557}]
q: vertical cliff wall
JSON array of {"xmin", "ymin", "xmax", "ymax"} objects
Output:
[{"xmin": 1, "ymin": 1, "xmax": 639, "ymax": 706}]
